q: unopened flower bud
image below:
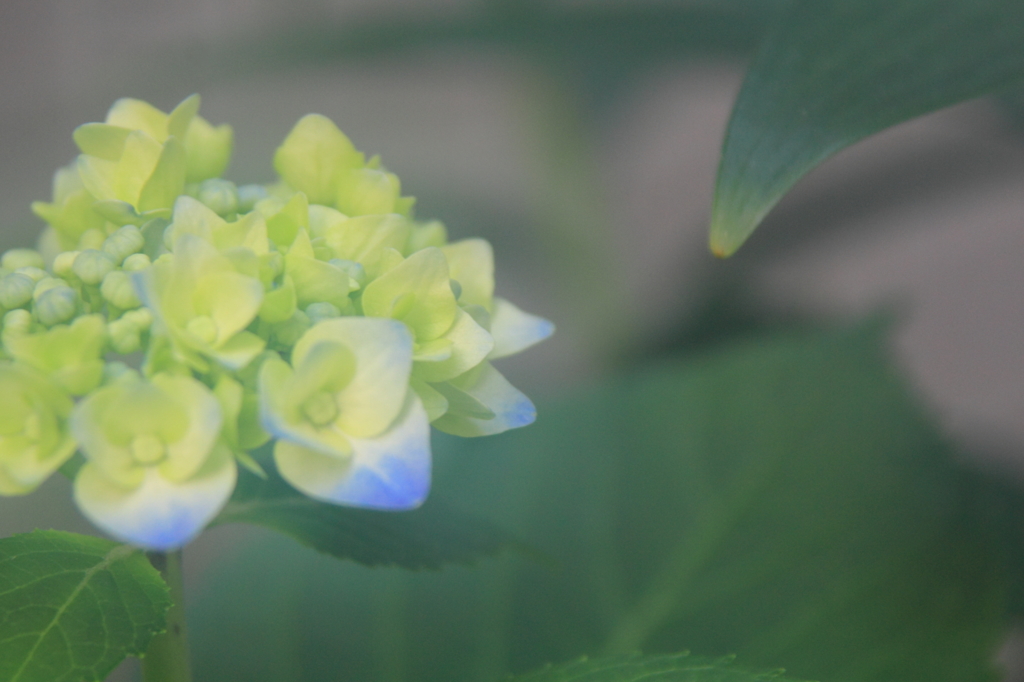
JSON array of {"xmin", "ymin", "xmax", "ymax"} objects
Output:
[
  {"xmin": 3, "ymin": 309, "xmax": 33, "ymax": 336},
  {"xmin": 1, "ymin": 249, "xmax": 45, "ymax": 271},
  {"xmin": 122, "ymin": 307, "xmax": 153, "ymax": 331},
  {"xmin": 108, "ymin": 317, "xmax": 142, "ymax": 354},
  {"xmin": 73, "ymin": 250, "xmax": 116, "ymax": 285},
  {"xmin": 15, "ymin": 267, "xmax": 47, "ymax": 283},
  {"xmin": 237, "ymin": 184, "xmax": 269, "ymax": 213},
  {"xmin": 0, "ymin": 273, "xmax": 36, "ymax": 309},
  {"xmin": 52, "ymin": 251, "xmax": 80, "ymax": 279},
  {"xmin": 103, "ymin": 225, "xmax": 145, "ymax": 264},
  {"xmin": 100, "ymin": 270, "xmax": 141, "ymax": 309},
  {"xmin": 33, "ymin": 277, "xmax": 67, "ymax": 299},
  {"xmin": 197, "ymin": 178, "xmax": 239, "ymax": 216},
  {"xmin": 35, "ymin": 286, "xmax": 78, "ymax": 326},
  {"xmin": 122, "ymin": 253, "xmax": 152, "ymax": 272}
]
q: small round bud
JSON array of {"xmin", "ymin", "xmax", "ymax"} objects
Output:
[
  {"xmin": 52, "ymin": 251, "xmax": 81, "ymax": 279},
  {"xmin": 0, "ymin": 273, "xmax": 36, "ymax": 309},
  {"xmin": 236, "ymin": 184, "xmax": 269, "ymax": 213},
  {"xmin": 103, "ymin": 225, "xmax": 145, "ymax": 264},
  {"xmin": 197, "ymin": 179, "xmax": 239, "ymax": 216},
  {"xmin": 122, "ymin": 253, "xmax": 152, "ymax": 272},
  {"xmin": 122, "ymin": 307, "xmax": 153, "ymax": 331},
  {"xmin": 306, "ymin": 302, "xmax": 340, "ymax": 324},
  {"xmin": 1, "ymin": 249, "xmax": 45, "ymax": 271},
  {"xmin": 108, "ymin": 317, "xmax": 142, "ymax": 354},
  {"xmin": 35, "ymin": 286, "xmax": 78, "ymax": 326},
  {"xmin": 33, "ymin": 277, "xmax": 67, "ymax": 299},
  {"xmin": 101, "ymin": 271, "xmax": 141, "ymax": 309},
  {"xmin": 14, "ymin": 267, "xmax": 47, "ymax": 283},
  {"xmin": 73, "ymin": 250, "xmax": 116, "ymax": 285},
  {"xmin": 3, "ymin": 309, "xmax": 33, "ymax": 335}
]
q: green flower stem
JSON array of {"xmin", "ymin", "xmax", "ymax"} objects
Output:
[{"xmin": 142, "ymin": 551, "xmax": 193, "ymax": 682}]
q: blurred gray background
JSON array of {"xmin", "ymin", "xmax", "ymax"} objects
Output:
[{"xmin": 2, "ymin": 0, "xmax": 1024, "ymax": 678}]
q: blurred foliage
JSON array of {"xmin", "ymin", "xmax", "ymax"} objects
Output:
[
  {"xmin": 709, "ymin": 0, "xmax": 1024, "ymax": 255},
  {"xmin": 191, "ymin": 322, "xmax": 1018, "ymax": 682},
  {"xmin": 507, "ymin": 652, "xmax": 808, "ymax": 682},
  {"xmin": 213, "ymin": 462, "xmax": 521, "ymax": 570},
  {"xmin": 0, "ymin": 531, "xmax": 169, "ymax": 682}
]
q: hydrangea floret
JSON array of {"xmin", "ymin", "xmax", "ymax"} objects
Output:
[{"xmin": 6, "ymin": 96, "xmax": 552, "ymax": 551}]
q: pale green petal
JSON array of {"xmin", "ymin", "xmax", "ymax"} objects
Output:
[
  {"xmin": 70, "ymin": 386, "xmax": 143, "ymax": 488},
  {"xmin": 154, "ymin": 374, "xmax": 224, "ymax": 482},
  {"xmin": 361, "ymin": 247, "xmax": 457, "ymax": 342},
  {"xmin": 432, "ymin": 362, "xmax": 535, "ymax": 437},
  {"xmin": 0, "ymin": 465, "xmax": 36, "ymax": 495},
  {"xmin": 413, "ymin": 338, "xmax": 452, "ymax": 363},
  {"xmin": 73, "ymin": 124, "xmax": 131, "ymax": 161},
  {"xmin": 274, "ymin": 114, "xmax": 363, "ymax": 205},
  {"xmin": 138, "ymin": 136, "xmax": 186, "ymax": 212},
  {"xmin": 259, "ymin": 277, "xmax": 297, "ymax": 324},
  {"xmin": 410, "ymin": 376, "xmax": 448, "ymax": 421},
  {"xmin": 488, "ymin": 297, "xmax": 555, "ymax": 359},
  {"xmin": 430, "ymin": 380, "xmax": 495, "ymax": 421},
  {"xmin": 166, "ymin": 94, "xmax": 200, "ymax": 140},
  {"xmin": 285, "ymin": 253, "xmax": 354, "ymax": 309},
  {"xmin": 77, "ymin": 155, "xmax": 117, "ymax": 202},
  {"xmin": 114, "ymin": 131, "xmax": 163, "ymax": 205},
  {"xmin": 258, "ymin": 354, "xmax": 353, "ymax": 458},
  {"xmin": 307, "ymin": 204, "xmax": 346, "ymax": 239},
  {"xmin": 73, "ymin": 446, "xmax": 236, "ymax": 550},
  {"xmin": 216, "ymin": 212, "xmax": 269, "ymax": 255},
  {"xmin": 259, "ymin": 192, "xmax": 309, "ymax": 247},
  {"xmin": 106, "ymin": 98, "xmax": 168, "ymax": 139},
  {"xmin": 193, "ymin": 271, "xmax": 264, "ymax": 343},
  {"xmin": 167, "ymin": 195, "xmax": 224, "ymax": 244},
  {"xmin": 275, "ymin": 392, "xmax": 430, "ymax": 509},
  {"xmin": 208, "ymin": 331, "xmax": 266, "ymax": 371},
  {"xmin": 184, "ymin": 115, "xmax": 233, "ymax": 182},
  {"xmin": 292, "ymin": 318, "xmax": 414, "ymax": 438},
  {"xmin": 441, "ymin": 238, "xmax": 494, "ymax": 310},
  {"xmin": 413, "ymin": 307, "xmax": 493, "ymax": 383},
  {"xmin": 323, "ymin": 214, "xmax": 411, "ymax": 279}
]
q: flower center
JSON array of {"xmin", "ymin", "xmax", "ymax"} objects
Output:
[
  {"xmin": 302, "ymin": 391, "xmax": 339, "ymax": 427},
  {"xmin": 131, "ymin": 434, "xmax": 166, "ymax": 465},
  {"xmin": 186, "ymin": 315, "xmax": 218, "ymax": 345}
]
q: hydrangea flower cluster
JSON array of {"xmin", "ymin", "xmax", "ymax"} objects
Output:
[{"xmin": 3, "ymin": 95, "xmax": 552, "ymax": 551}]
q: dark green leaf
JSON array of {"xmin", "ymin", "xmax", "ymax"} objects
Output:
[
  {"xmin": 191, "ymin": 324, "xmax": 1016, "ymax": 682},
  {"xmin": 709, "ymin": 0, "xmax": 1024, "ymax": 256},
  {"xmin": 510, "ymin": 652, "xmax": 806, "ymax": 682},
  {"xmin": 213, "ymin": 466, "xmax": 518, "ymax": 569},
  {"xmin": 0, "ymin": 530, "xmax": 169, "ymax": 682}
]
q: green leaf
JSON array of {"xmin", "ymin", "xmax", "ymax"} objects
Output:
[
  {"xmin": 213, "ymin": 465, "xmax": 519, "ymax": 569},
  {"xmin": 510, "ymin": 652, "xmax": 806, "ymax": 682},
  {"xmin": 709, "ymin": 0, "xmax": 1024, "ymax": 256},
  {"xmin": 190, "ymin": 323, "xmax": 1016, "ymax": 682},
  {"xmin": 0, "ymin": 530, "xmax": 170, "ymax": 682}
]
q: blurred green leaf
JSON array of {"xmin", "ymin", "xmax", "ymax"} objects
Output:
[
  {"xmin": 509, "ymin": 652, "xmax": 806, "ymax": 682},
  {"xmin": 0, "ymin": 530, "xmax": 169, "ymax": 682},
  {"xmin": 709, "ymin": 0, "xmax": 1024, "ymax": 256},
  {"xmin": 214, "ymin": 465, "xmax": 518, "ymax": 570},
  {"xmin": 192, "ymin": 324, "xmax": 1014, "ymax": 682}
]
